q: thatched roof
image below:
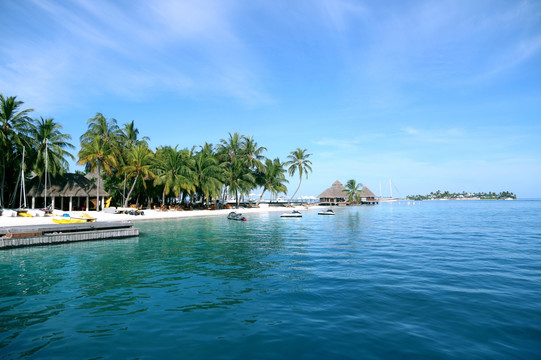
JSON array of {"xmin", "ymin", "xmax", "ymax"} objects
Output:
[
  {"xmin": 318, "ymin": 180, "xmax": 346, "ymax": 199},
  {"xmin": 26, "ymin": 173, "xmax": 109, "ymax": 197},
  {"xmin": 359, "ymin": 186, "xmax": 376, "ymax": 198}
]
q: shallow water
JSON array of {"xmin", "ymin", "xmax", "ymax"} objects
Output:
[{"xmin": 1, "ymin": 201, "xmax": 540, "ymax": 359}]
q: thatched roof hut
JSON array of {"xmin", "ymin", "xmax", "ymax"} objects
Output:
[
  {"xmin": 318, "ymin": 180, "xmax": 378, "ymax": 205},
  {"xmin": 26, "ymin": 173, "xmax": 109, "ymax": 211},
  {"xmin": 358, "ymin": 186, "xmax": 376, "ymax": 199},
  {"xmin": 27, "ymin": 173, "xmax": 108, "ymax": 197},
  {"xmin": 318, "ymin": 180, "xmax": 346, "ymax": 204}
]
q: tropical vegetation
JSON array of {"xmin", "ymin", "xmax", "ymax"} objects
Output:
[
  {"xmin": 407, "ymin": 191, "xmax": 517, "ymax": 200},
  {"xmin": 285, "ymin": 148, "xmax": 312, "ymax": 202},
  {"xmin": 0, "ymin": 94, "xmax": 308, "ymax": 211},
  {"xmin": 342, "ymin": 179, "xmax": 363, "ymax": 204}
]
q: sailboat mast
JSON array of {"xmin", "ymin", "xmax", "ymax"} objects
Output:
[
  {"xmin": 20, "ymin": 146, "xmax": 26, "ymax": 208},
  {"xmin": 389, "ymin": 179, "xmax": 393, "ymax": 198},
  {"xmin": 44, "ymin": 139, "xmax": 48, "ymax": 208}
]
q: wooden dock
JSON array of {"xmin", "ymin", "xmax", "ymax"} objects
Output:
[{"xmin": 0, "ymin": 221, "xmax": 139, "ymax": 249}]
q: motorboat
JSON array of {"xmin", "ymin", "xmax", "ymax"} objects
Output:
[
  {"xmin": 280, "ymin": 210, "xmax": 302, "ymax": 218},
  {"xmin": 318, "ymin": 208, "xmax": 335, "ymax": 215},
  {"xmin": 227, "ymin": 212, "xmax": 246, "ymax": 221}
]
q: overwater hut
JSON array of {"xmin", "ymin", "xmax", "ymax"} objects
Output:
[
  {"xmin": 318, "ymin": 180, "xmax": 347, "ymax": 205},
  {"xmin": 26, "ymin": 173, "xmax": 109, "ymax": 211},
  {"xmin": 318, "ymin": 180, "xmax": 379, "ymax": 205},
  {"xmin": 358, "ymin": 186, "xmax": 378, "ymax": 205}
]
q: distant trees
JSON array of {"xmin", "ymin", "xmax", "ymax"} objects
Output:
[{"xmin": 407, "ymin": 191, "xmax": 517, "ymax": 200}]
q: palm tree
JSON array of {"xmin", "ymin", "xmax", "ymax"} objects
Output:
[
  {"xmin": 80, "ymin": 113, "xmax": 122, "ymax": 146},
  {"xmin": 193, "ymin": 147, "xmax": 223, "ymax": 205},
  {"xmin": 31, "ymin": 117, "xmax": 75, "ymax": 178},
  {"xmin": 154, "ymin": 145, "xmax": 195, "ymax": 206},
  {"xmin": 242, "ymin": 136, "xmax": 267, "ymax": 172},
  {"xmin": 79, "ymin": 113, "xmax": 122, "ymax": 211},
  {"xmin": 343, "ymin": 179, "xmax": 362, "ymax": 204},
  {"xmin": 0, "ymin": 94, "xmax": 34, "ymax": 208},
  {"xmin": 122, "ymin": 144, "xmax": 155, "ymax": 207},
  {"xmin": 285, "ymin": 148, "xmax": 312, "ymax": 201},
  {"xmin": 122, "ymin": 120, "xmax": 150, "ymax": 147},
  {"xmin": 255, "ymin": 158, "xmax": 288, "ymax": 206},
  {"xmin": 217, "ymin": 132, "xmax": 254, "ymax": 207},
  {"xmin": 78, "ymin": 136, "xmax": 118, "ymax": 210}
]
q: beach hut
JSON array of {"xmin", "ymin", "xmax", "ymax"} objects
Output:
[
  {"xmin": 318, "ymin": 180, "xmax": 379, "ymax": 205},
  {"xmin": 358, "ymin": 186, "xmax": 378, "ymax": 205},
  {"xmin": 26, "ymin": 173, "xmax": 109, "ymax": 212},
  {"xmin": 318, "ymin": 180, "xmax": 347, "ymax": 205}
]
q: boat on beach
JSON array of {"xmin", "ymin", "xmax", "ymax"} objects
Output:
[
  {"xmin": 318, "ymin": 208, "xmax": 335, "ymax": 215},
  {"xmin": 53, "ymin": 213, "xmax": 96, "ymax": 224},
  {"xmin": 227, "ymin": 212, "xmax": 246, "ymax": 221},
  {"xmin": 280, "ymin": 210, "xmax": 302, "ymax": 218}
]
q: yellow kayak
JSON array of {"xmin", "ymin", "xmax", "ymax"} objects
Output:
[
  {"xmin": 53, "ymin": 217, "xmax": 88, "ymax": 224},
  {"xmin": 17, "ymin": 212, "xmax": 33, "ymax": 217}
]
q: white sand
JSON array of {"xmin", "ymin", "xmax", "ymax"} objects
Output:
[{"xmin": 0, "ymin": 205, "xmax": 315, "ymax": 228}]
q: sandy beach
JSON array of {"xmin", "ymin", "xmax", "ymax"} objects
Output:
[{"xmin": 0, "ymin": 205, "xmax": 314, "ymax": 228}]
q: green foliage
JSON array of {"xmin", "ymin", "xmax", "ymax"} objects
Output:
[
  {"xmin": 1, "ymin": 94, "xmax": 313, "ymax": 210},
  {"xmin": 407, "ymin": 191, "xmax": 517, "ymax": 200}
]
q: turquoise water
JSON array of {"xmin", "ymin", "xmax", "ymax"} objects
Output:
[{"xmin": 1, "ymin": 201, "xmax": 540, "ymax": 359}]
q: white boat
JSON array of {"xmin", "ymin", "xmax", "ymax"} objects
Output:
[
  {"xmin": 280, "ymin": 210, "xmax": 302, "ymax": 218},
  {"xmin": 318, "ymin": 208, "xmax": 335, "ymax": 215}
]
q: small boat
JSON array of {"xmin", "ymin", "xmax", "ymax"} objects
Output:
[
  {"xmin": 280, "ymin": 210, "xmax": 302, "ymax": 218},
  {"xmin": 318, "ymin": 208, "xmax": 335, "ymax": 215},
  {"xmin": 227, "ymin": 212, "xmax": 246, "ymax": 221},
  {"xmin": 53, "ymin": 217, "xmax": 88, "ymax": 224},
  {"xmin": 17, "ymin": 209, "xmax": 33, "ymax": 217},
  {"xmin": 53, "ymin": 213, "xmax": 96, "ymax": 224}
]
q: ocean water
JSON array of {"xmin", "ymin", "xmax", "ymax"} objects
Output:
[{"xmin": 1, "ymin": 201, "xmax": 540, "ymax": 359}]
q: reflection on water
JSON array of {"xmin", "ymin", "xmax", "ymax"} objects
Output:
[{"xmin": 1, "ymin": 203, "xmax": 541, "ymax": 359}]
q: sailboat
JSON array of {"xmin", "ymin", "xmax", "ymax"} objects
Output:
[
  {"xmin": 40, "ymin": 139, "xmax": 53, "ymax": 216},
  {"xmin": 378, "ymin": 179, "xmax": 398, "ymax": 202},
  {"xmin": 16, "ymin": 146, "xmax": 33, "ymax": 217}
]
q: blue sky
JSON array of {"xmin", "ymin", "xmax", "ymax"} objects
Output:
[{"xmin": 1, "ymin": 0, "xmax": 540, "ymax": 198}]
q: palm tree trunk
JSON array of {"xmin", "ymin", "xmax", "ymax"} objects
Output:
[
  {"xmin": 96, "ymin": 161, "xmax": 101, "ymax": 211},
  {"xmin": 0, "ymin": 157, "xmax": 5, "ymax": 208},
  {"xmin": 124, "ymin": 175, "xmax": 139, "ymax": 208},
  {"xmin": 162, "ymin": 188, "xmax": 166, "ymax": 208},
  {"xmin": 255, "ymin": 188, "xmax": 267, "ymax": 207},
  {"xmin": 289, "ymin": 178, "xmax": 302, "ymax": 202}
]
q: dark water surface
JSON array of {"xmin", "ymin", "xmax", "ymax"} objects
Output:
[{"xmin": 1, "ymin": 201, "xmax": 540, "ymax": 359}]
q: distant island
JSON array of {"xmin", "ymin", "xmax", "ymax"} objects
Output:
[{"xmin": 407, "ymin": 191, "xmax": 517, "ymax": 201}]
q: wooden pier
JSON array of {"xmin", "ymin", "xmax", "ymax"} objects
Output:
[{"xmin": 0, "ymin": 222, "xmax": 139, "ymax": 249}]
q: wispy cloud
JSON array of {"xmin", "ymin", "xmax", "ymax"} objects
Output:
[{"xmin": 0, "ymin": 0, "xmax": 270, "ymax": 111}]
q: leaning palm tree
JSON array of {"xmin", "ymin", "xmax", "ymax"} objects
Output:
[
  {"xmin": 255, "ymin": 158, "xmax": 289, "ymax": 207},
  {"xmin": 343, "ymin": 179, "xmax": 362, "ymax": 204},
  {"xmin": 285, "ymin": 148, "xmax": 312, "ymax": 201},
  {"xmin": 0, "ymin": 95, "xmax": 34, "ymax": 208},
  {"xmin": 122, "ymin": 145, "xmax": 155, "ymax": 207}
]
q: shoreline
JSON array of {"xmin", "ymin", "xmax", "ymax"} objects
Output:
[{"xmin": 0, "ymin": 205, "xmax": 315, "ymax": 228}]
